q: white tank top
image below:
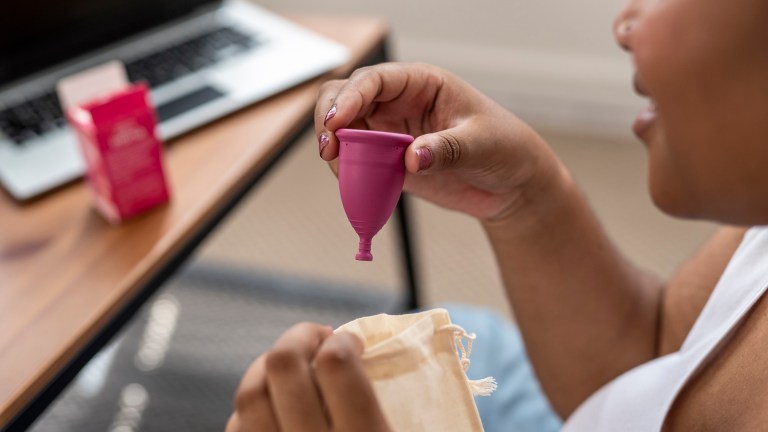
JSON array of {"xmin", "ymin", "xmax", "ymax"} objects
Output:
[{"xmin": 563, "ymin": 226, "xmax": 768, "ymax": 431}]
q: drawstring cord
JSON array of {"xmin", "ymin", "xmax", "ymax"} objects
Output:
[
  {"xmin": 442, "ymin": 324, "xmax": 475, "ymax": 372},
  {"xmin": 439, "ymin": 324, "xmax": 497, "ymax": 397}
]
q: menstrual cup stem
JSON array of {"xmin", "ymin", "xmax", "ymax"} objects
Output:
[{"xmin": 356, "ymin": 236, "xmax": 373, "ymax": 261}]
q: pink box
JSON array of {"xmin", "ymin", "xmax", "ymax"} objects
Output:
[{"xmin": 66, "ymin": 83, "xmax": 170, "ymax": 224}]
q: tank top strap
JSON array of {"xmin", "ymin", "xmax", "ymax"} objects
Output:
[
  {"xmin": 563, "ymin": 226, "xmax": 768, "ymax": 432},
  {"xmin": 680, "ymin": 227, "xmax": 768, "ymax": 351}
]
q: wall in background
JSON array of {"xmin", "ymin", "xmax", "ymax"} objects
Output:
[{"xmin": 258, "ymin": 0, "xmax": 643, "ymax": 138}]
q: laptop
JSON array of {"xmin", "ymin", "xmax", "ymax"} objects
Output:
[{"xmin": 0, "ymin": 0, "xmax": 349, "ymax": 201}]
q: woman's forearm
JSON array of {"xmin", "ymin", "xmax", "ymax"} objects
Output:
[{"xmin": 482, "ymin": 166, "xmax": 663, "ymax": 418}]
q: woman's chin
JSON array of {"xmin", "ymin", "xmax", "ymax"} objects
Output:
[{"xmin": 647, "ymin": 178, "xmax": 698, "ymax": 220}]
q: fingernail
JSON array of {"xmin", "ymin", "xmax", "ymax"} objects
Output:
[
  {"xmin": 319, "ymin": 133, "xmax": 330, "ymax": 157},
  {"xmin": 416, "ymin": 147, "xmax": 433, "ymax": 172},
  {"xmin": 324, "ymin": 105, "xmax": 337, "ymax": 125}
]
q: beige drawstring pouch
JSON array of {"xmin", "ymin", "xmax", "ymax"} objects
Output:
[{"xmin": 336, "ymin": 308, "xmax": 496, "ymax": 431}]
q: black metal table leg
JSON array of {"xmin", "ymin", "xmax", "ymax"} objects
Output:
[{"xmin": 394, "ymin": 194, "xmax": 420, "ymax": 310}]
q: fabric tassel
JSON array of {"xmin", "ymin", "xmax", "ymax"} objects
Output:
[
  {"xmin": 440, "ymin": 324, "xmax": 498, "ymax": 397},
  {"xmin": 468, "ymin": 377, "xmax": 498, "ymax": 397}
]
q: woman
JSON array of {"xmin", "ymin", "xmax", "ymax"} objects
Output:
[{"xmin": 227, "ymin": 0, "xmax": 768, "ymax": 430}]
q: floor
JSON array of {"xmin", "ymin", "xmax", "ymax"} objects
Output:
[{"xmin": 195, "ymin": 125, "xmax": 718, "ymax": 319}]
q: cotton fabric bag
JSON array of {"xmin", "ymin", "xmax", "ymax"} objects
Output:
[{"xmin": 336, "ymin": 308, "xmax": 496, "ymax": 431}]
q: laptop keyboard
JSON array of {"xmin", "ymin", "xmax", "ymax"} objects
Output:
[{"xmin": 0, "ymin": 27, "xmax": 258, "ymax": 146}]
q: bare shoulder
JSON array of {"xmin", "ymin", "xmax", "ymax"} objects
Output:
[
  {"xmin": 665, "ymin": 263, "xmax": 768, "ymax": 431},
  {"xmin": 658, "ymin": 226, "xmax": 749, "ymax": 355}
]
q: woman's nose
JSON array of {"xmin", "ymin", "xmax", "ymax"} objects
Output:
[{"xmin": 614, "ymin": 0, "xmax": 643, "ymax": 51}]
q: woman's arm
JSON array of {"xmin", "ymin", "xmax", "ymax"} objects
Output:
[
  {"xmin": 483, "ymin": 169, "xmax": 663, "ymax": 418},
  {"xmin": 486, "ymin": 171, "xmax": 746, "ymax": 420}
]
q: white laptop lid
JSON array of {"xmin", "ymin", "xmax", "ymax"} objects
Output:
[
  {"xmin": 0, "ymin": 0, "xmax": 223, "ymax": 92},
  {"xmin": 0, "ymin": 0, "xmax": 349, "ymax": 200}
]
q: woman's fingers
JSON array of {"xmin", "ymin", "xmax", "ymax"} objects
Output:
[
  {"xmin": 232, "ymin": 323, "xmax": 334, "ymax": 432},
  {"xmin": 315, "ymin": 63, "xmax": 419, "ymax": 161},
  {"xmin": 314, "ymin": 332, "xmax": 391, "ymax": 432},
  {"xmin": 315, "ymin": 79, "xmax": 345, "ymax": 160},
  {"xmin": 233, "ymin": 355, "xmax": 279, "ymax": 432},
  {"xmin": 232, "ymin": 325, "xmax": 390, "ymax": 432},
  {"xmin": 315, "ymin": 67, "xmax": 384, "ymax": 161},
  {"xmin": 225, "ymin": 413, "xmax": 240, "ymax": 432},
  {"xmin": 404, "ymin": 130, "xmax": 457, "ymax": 174},
  {"xmin": 265, "ymin": 323, "xmax": 334, "ymax": 432},
  {"xmin": 324, "ymin": 66, "xmax": 385, "ymax": 132}
]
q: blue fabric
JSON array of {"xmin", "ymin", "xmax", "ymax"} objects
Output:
[{"xmin": 443, "ymin": 304, "xmax": 563, "ymax": 432}]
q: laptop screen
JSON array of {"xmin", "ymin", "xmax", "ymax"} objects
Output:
[{"xmin": 0, "ymin": 0, "xmax": 220, "ymax": 88}]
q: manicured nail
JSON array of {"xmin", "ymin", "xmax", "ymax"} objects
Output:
[
  {"xmin": 319, "ymin": 133, "xmax": 330, "ymax": 157},
  {"xmin": 416, "ymin": 147, "xmax": 433, "ymax": 172},
  {"xmin": 324, "ymin": 105, "xmax": 337, "ymax": 125}
]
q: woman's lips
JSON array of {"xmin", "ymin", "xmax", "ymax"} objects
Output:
[{"xmin": 633, "ymin": 103, "xmax": 657, "ymax": 138}]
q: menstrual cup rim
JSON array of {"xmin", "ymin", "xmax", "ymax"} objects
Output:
[{"xmin": 335, "ymin": 128, "xmax": 414, "ymax": 146}]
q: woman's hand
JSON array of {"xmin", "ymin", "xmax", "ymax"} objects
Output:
[
  {"xmin": 226, "ymin": 323, "xmax": 391, "ymax": 432},
  {"xmin": 315, "ymin": 62, "xmax": 566, "ymax": 222}
]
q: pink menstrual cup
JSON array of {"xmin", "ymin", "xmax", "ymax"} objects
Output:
[{"xmin": 336, "ymin": 128, "xmax": 414, "ymax": 261}]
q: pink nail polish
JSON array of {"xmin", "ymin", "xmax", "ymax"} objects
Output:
[
  {"xmin": 319, "ymin": 133, "xmax": 330, "ymax": 156},
  {"xmin": 416, "ymin": 147, "xmax": 432, "ymax": 171},
  {"xmin": 324, "ymin": 105, "xmax": 337, "ymax": 125}
]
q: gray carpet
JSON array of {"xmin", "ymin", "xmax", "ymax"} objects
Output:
[{"xmin": 29, "ymin": 261, "xmax": 401, "ymax": 432}]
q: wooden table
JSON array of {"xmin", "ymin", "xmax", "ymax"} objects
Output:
[{"xmin": 0, "ymin": 16, "xmax": 415, "ymax": 430}]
